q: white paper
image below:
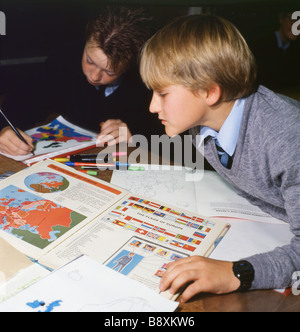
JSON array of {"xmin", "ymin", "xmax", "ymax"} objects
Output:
[
  {"xmin": 111, "ymin": 165, "xmax": 199, "ymax": 212},
  {"xmin": 209, "ymin": 219, "xmax": 292, "ymax": 261},
  {"xmin": 0, "ymin": 256, "xmax": 178, "ymax": 312},
  {"xmin": 111, "ymin": 167, "xmax": 282, "ymax": 223}
]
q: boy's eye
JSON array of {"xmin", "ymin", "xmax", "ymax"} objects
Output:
[
  {"xmin": 86, "ymin": 56, "xmax": 94, "ymax": 65},
  {"xmin": 106, "ymin": 72, "xmax": 116, "ymax": 77},
  {"xmin": 159, "ymin": 93, "xmax": 167, "ymax": 98}
]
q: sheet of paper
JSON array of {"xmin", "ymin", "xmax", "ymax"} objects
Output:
[
  {"xmin": 0, "ymin": 256, "xmax": 179, "ymax": 312},
  {"xmin": 111, "ymin": 165, "xmax": 200, "ymax": 213},
  {"xmin": 193, "ymin": 171, "xmax": 284, "ymax": 224},
  {"xmin": 209, "ymin": 219, "xmax": 293, "ymax": 261},
  {"xmin": 111, "ymin": 167, "xmax": 284, "ymax": 224}
]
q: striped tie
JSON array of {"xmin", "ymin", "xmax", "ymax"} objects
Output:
[{"xmin": 215, "ymin": 139, "xmax": 233, "ymax": 169}]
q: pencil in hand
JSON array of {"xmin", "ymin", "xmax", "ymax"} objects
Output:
[{"xmin": 0, "ymin": 109, "xmax": 35, "ymax": 155}]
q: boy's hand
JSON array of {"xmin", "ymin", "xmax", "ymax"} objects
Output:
[
  {"xmin": 96, "ymin": 119, "xmax": 132, "ymax": 146},
  {"xmin": 159, "ymin": 256, "xmax": 241, "ymax": 303},
  {"xmin": 0, "ymin": 126, "xmax": 34, "ymax": 156}
]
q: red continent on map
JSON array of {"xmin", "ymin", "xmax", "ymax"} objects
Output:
[{"xmin": 0, "ymin": 198, "xmax": 73, "ymax": 240}]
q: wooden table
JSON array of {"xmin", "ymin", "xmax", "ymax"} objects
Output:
[{"xmin": 1, "ymin": 149, "xmax": 300, "ymax": 312}]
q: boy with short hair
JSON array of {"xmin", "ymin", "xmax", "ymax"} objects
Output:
[
  {"xmin": 0, "ymin": 6, "xmax": 161, "ymax": 156},
  {"xmin": 140, "ymin": 14, "xmax": 300, "ymax": 303}
]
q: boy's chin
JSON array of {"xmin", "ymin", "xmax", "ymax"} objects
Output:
[{"xmin": 165, "ymin": 127, "xmax": 183, "ymax": 138}]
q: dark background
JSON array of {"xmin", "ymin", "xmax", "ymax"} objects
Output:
[{"xmin": 0, "ymin": 0, "xmax": 298, "ymax": 96}]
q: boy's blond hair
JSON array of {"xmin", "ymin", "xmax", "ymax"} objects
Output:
[{"xmin": 140, "ymin": 14, "xmax": 257, "ymax": 103}]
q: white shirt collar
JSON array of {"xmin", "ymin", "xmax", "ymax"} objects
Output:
[{"xmin": 197, "ymin": 98, "xmax": 245, "ymax": 156}]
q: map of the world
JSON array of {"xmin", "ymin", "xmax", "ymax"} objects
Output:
[
  {"xmin": 0, "ymin": 185, "xmax": 86, "ymax": 249},
  {"xmin": 24, "ymin": 172, "xmax": 69, "ymax": 193}
]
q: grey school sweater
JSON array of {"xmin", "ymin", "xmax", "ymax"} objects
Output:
[{"xmin": 190, "ymin": 86, "xmax": 300, "ymax": 290}]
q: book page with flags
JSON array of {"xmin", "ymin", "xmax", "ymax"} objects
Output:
[{"xmin": 38, "ymin": 190, "xmax": 229, "ymax": 300}]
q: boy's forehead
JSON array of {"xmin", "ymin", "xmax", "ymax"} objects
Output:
[{"xmin": 85, "ymin": 42, "xmax": 112, "ymax": 69}]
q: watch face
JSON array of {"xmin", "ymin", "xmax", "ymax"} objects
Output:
[{"xmin": 233, "ymin": 261, "xmax": 255, "ymax": 283}]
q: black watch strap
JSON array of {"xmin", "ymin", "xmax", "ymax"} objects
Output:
[{"xmin": 232, "ymin": 260, "xmax": 255, "ymax": 292}]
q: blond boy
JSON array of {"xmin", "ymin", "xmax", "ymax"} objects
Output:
[{"xmin": 140, "ymin": 14, "xmax": 300, "ymax": 303}]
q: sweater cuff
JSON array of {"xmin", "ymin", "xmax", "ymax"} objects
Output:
[{"xmin": 243, "ymin": 254, "xmax": 285, "ymax": 290}]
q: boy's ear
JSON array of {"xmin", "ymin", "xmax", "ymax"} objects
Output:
[{"xmin": 205, "ymin": 85, "xmax": 221, "ymax": 106}]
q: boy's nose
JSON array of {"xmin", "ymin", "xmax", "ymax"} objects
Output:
[
  {"xmin": 149, "ymin": 92, "xmax": 161, "ymax": 114},
  {"xmin": 90, "ymin": 69, "xmax": 102, "ymax": 82}
]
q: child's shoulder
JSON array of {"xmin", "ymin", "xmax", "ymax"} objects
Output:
[
  {"xmin": 248, "ymin": 86, "xmax": 300, "ymax": 154},
  {"xmin": 255, "ymin": 85, "xmax": 300, "ymax": 112},
  {"xmin": 250, "ymin": 86, "xmax": 300, "ymax": 126}
]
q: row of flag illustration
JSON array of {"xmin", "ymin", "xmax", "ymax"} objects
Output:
[
  {"xmin": 107, "ymin": 206, "xmax": 214, "ymax": 252},
  {"xmin": 126, "ymin": 196, "xmax": 215, "ymax": 229},
  {"xmin": 108, "ymin": 215, "xmax": 200, "ymax": 252}
]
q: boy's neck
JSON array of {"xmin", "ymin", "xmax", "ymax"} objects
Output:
[{"xmin": 206, "ymin": 100, "xmax": 235, "ymax": 132}]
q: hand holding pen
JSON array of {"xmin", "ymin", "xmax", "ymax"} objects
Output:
[{"xmin": 0, "ymin": 109, "xmax": 35, "ymax": 156}]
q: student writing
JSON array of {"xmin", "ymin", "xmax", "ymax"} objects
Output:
[
  {"xmin": 140, "ymin": 14, "xmax": 300, "ymax": 303},
  {"xmin": 0, "ymin": 6, "xmax": 163, "ymax": 156}
]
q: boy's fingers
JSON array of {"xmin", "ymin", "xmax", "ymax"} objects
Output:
[
  {"xmin": 98, "ymin": 120, "xmax": 132, "ymax": 146},
  {"xmin": 1, "ymin": 142, "xmax": 31, "ymax": 156},
  {"xmin": 10, "ymin": 134, "xmax": 34, "ymax": 153},
  {"xmin": 0, "ymin": 127, "xmax": 34, "ymax": 153}
]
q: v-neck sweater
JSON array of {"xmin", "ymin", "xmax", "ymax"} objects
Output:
[{"xmin": 190, "ymin": 85, "xmax": 300, "ymax": 290}]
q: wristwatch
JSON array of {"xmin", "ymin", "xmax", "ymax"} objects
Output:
[{"xmin": 232, "ymin": 260, "xmax": 255, "ymax": 292}]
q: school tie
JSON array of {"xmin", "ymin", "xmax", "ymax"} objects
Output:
[{"xmin": 214, "ymin": 139, "xmax": 233, "ymax": 169}]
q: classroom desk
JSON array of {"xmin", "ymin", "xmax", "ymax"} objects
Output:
[{"xmin": 1, "ymin": 148, "xmax": 300, "ymax": 312}]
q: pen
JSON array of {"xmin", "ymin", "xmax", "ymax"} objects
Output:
[
  {"xmin": 67, "ymin": 152, "xmax": 127, "ymax": 160},
  {"xmin": 0, "ymin": 109, "xmax": 35, "ymax": 154},
  {"xmin": 78, "ymin": 170, "xmax": 98, "ymax": 176},
  {"xmin": 68, "ymin": 156, "xmax": 115, "ymax": 162},
  {"xmin": 65, "ymin": 162, "xmax": 116, "ymax": 167},
  {"xmin": 128, "ymin": 166, "xmax": 145, "ymax": 171},
  {"xmin": 80, "ymin": 165, "xmax": 145, "ymax": 171}
]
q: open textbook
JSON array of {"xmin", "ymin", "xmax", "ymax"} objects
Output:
[
  {"xmin": 0, "ymin": 116, "xmax": 97, "ymax": 165},
  {"xmin": 0, "ymin": 160, "xmax": 229, "ymax": 300}
]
